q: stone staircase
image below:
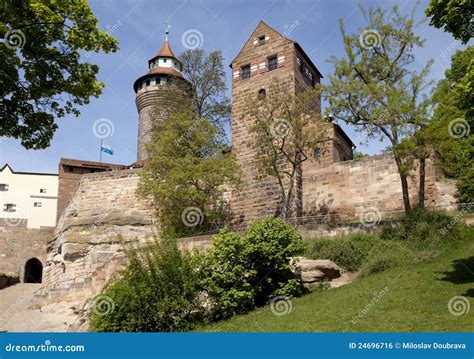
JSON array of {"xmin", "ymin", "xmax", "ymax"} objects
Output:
[{"xmin": 0, "ymin": 283, "xmax": 77, "ymax": 332}]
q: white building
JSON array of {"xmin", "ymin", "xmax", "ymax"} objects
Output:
[{"xmin": 0, "ymin": 164, "xmax": 58, "ymax": 228}]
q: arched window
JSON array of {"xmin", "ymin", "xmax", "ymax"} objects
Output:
[{"xmin": 258, "ymin": 88, "xmax": 266, "ymax": 100}]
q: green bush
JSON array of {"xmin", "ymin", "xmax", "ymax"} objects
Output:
[
  {"xmin": 380, "ymin": 208, "xmax": 464, "ymax": 251},
  {"xmin": 198, "ymin": 229, "xmax": 256, "ymax": 320},
  {"xmin": 201, "ymin": 217, "xmax": 304, "ymax": 319},
  {"xmin": 90, "ymin": 217, "xmax": 304, "ymax": 330},
  {"xmin": 304, "ymin": 233, "xmax": 377, "ymax": 271},
  {"xmin": 90, "ymin": 238, "xmax": 205, "ymax": 332}
]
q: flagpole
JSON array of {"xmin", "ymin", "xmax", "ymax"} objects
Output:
[{"xmin": 100, "ymin": 138, "xmax": 103, "ymax": 163}]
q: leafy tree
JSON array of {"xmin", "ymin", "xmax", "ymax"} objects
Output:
[
  {"xmin": 0, "ymin": 0, "xmax": 118, "ymax": 149},
  {"xmin": 394, "ymin": 126, "xmax": 432, "ymax": 208},
  {"xmin": 324, "ymin": 5, "xmax": 433, "ymax": 213},
  {"xmin": 138, "ymin": 100, "xmax": 239, "ymax": 237},
  {"xmin": 426, "ymin": 0, "xmax": 474, "ymax": 44},
  {"xmin": 246, "ymin": 78, "xmax": 328, "ymax": 219},
  {"xmin": 138, "ymin": 50, "xmax": 239, "ymax": 237},
  {"xmin": 426, "ymin": 47, "xmax": 474, "ymax": 203},
  {"xmin": 180, "ymin": 49, "xmax": 230, "ymax": 139}
]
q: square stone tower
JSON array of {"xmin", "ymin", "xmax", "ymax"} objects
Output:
[{"xmin": 230, "ymin": 21, "xmax": 354, "ymax": 225}]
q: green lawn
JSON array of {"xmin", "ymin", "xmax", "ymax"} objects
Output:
[{"xmin": 198, "ymin": 237, "xmax": 474, "ymax": 332}]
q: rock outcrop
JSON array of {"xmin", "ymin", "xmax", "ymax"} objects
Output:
[{"xmin": 292, "ymin": 257, "xmax": 357, "ymax": 290}]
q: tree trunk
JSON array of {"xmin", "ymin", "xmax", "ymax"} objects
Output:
[
  {"xmin": 418, "ymin": 157, "xmax": 426, "ymax": 209},
  {"xmin": 394, "ymin": 155, "xmax": 411, "ymax": 213},
  {"xmin": 280, "ymin": 172, "xmax": 296, "ymax": 221}
]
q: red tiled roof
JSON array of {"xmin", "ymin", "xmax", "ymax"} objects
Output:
[{"xmin": 154, "ymin": 41, "xmax": 177, "ymax": 59}]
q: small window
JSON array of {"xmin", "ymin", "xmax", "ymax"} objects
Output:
[
  {"xmin": 146, "ymin": 79, "xmax": 150, "ymax": 86},
  {"xmin": 163, "ymin": 59, "xmax": 167, "ymax": 63},
  {"xmin": 34, "ymin": 202, "xmax": 42, "ymax": 207},
  {"xmin": 268, "ymin": 56, "xmax": 278, "ymax": 71},
  {"xmin": 0, "ymin": 183, "xmax": 8, "ymax": 191},
  {"xmin": 40, "ymin": 188, "xmax": 47, "ymax": 193},
  {"xmin": 241, "ymin": 64, "xmax": 251, "ymax": 79},
  {"xmin": 258, "ymin": 35, "xmax": 266, "ymax": 45},
  {"xmin": 67, "ymin": 166, "xmax": 74, "ymax": 172},
  {"xmin": 156, "ymin": 77, "xmax": 161, "ymax": 85},
  {"xmin": 258, "ymin": 89, "xmax": 266, "ymax": 100},
  {"xmin": 3, "ymin": 203, "xmax": 16, "ymax": 212},
  {"xmin": 314, "ymin": 148, "xmax": 321, "ymax": 158}
]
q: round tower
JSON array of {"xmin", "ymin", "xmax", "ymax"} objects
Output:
[{"xmin": 133, "ymin": 36, "xmax": 189, "ymax": 161}]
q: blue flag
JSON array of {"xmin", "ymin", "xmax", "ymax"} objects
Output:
[{"xmin": 101, "ymin": 143, "xmax": 113, "ymax": 155}]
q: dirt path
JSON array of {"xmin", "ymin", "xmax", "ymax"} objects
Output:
[{"xmin": 0, "ymin": 283, "xmax": 80, "ymax": 332}]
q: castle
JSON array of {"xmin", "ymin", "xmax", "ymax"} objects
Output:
[{"xmin": 0, "ymin": 21, "xmax": 457, "ymax": 304}]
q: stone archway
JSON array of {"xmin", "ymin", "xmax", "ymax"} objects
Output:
[{"xmin": 24, "ymin": 258, "xmax": 43, "ymax": 283}]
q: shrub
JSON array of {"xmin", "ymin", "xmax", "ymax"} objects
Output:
[
  {"xmin": 201, "ymin": 217, "xmax": 304, "ymax": 319},
  {"xmin": 304, "ymin": 233, "xmax": 377, "ymax": 271},
  {"xmin": 244, "ymin": 217, "xmax": 304, "ymax": 305},
  {"xmin": 90, "ymin": 238, "xmax": 205, "ymax": 332},
  {"xmin": 380, "ymin": 208, "xmax": 465, "ymax": 250},
  {"xmin": 198, "ymin": 229, "xmax": 256, "ymax": 320}
]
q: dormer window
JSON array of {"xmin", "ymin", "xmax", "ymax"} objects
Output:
[
  {"xmin": 268, "ymin": 56, "xmax": 278, "ymax": 71},
  {"xmin": 258, "ymin": 35, "xmax": 266, "ymax": 45},
  {"xmin": 241, "ymin": 64, "xmax": 251, "ymax": 79}
]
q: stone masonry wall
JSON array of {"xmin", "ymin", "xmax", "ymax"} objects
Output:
[
  {"xmin": 0, "ymin": 218, "xmax": 52, "ymax": 278},
  {"xmin": 302, "ymin": 153, "xmax": 457, "ymax": 219},
  {"xmin": 40, "ymin": 169, "xmax": 156, "ymax": 302}
]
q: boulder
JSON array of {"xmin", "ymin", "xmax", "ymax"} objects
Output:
[
  {"xmin": 300, "ymin": 269, "xmax": 327, "ymax": 283},
  {"xmin": 294, "ymin": 257, "xmax": 342, "ymax": 281}
]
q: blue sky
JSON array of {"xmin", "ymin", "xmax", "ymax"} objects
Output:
[{"xmin": 0, "ymin": 0, "xmax": 467, "ymax": 173}]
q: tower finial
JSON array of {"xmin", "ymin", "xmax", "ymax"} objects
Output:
[{"xmin": 164, "ymin": 23, "xmax": 171, "ymax": 42}]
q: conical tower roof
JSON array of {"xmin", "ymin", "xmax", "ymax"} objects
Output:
[{"xmin": 153, "ymin": 40, "xmax": 177, "ymax": 59}]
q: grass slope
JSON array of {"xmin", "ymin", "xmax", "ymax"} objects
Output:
[{"xmin": 199, "ymin": 237, "xmax": 474, "ymax": 332}]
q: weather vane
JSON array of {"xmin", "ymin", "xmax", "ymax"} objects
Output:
[{"xmin": 164, "ymin": 23, "xmax": 171, "ymax": 41}]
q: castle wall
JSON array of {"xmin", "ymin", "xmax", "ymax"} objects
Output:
[
  {"xmin": 39, "ymin": 153, "xmax": 457, "ymax": 304},
  {"xmin": 40, "ymin": 169, "xmax": 156, "ymax": 302},
  {"xmin": 0, "ymin": 219, "xmax": 52, "ymax": 279},
  {"xmin": 302, "ymin": 153, "xmax": 457, "ymax": 219}
]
